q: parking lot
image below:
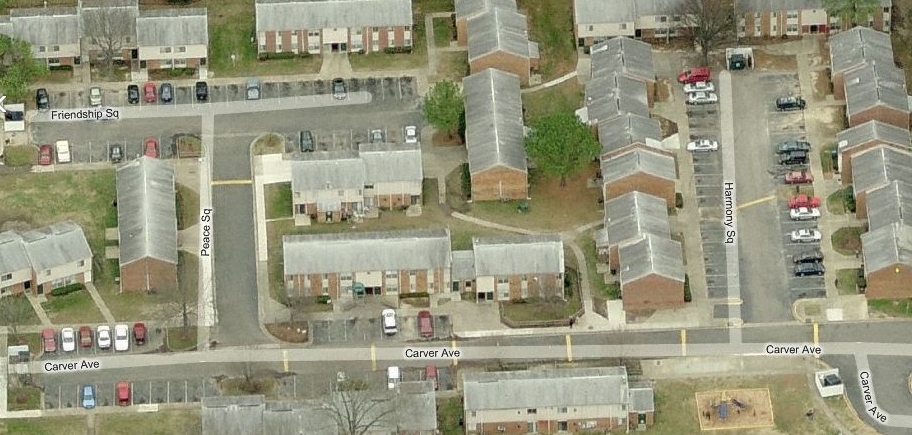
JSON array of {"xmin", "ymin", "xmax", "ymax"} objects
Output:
[
  {"xmin": 39, "ymin": 325, "xmax": 161, "ymax": 360},
  {"xmin": 281, "ymin": 125, "xmax": 419, "ymax": 155},
  {"xmin": 274, "ymin": 365, "xmax": 455, "ymax": 399},
  {"xmin": 43, "ymin": 377, "xmax": 217, "ymax": 409},
  {"xmin": 310, "ymin": 314, "xmax": 452, "ymax": 345}
]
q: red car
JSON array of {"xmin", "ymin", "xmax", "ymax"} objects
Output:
[
  {"xmin": 784, "ymin": 170, "xmax": 813, "ymax": 184},
  {"xmin": 78, "ymin": 326, "xmax": 93, "ymax": 348},
  {"xmin": 417, "ymin": 310, "xmax": 434, "ymax": 339},
  {"xmin": 42, "ymin": 328, "xmax": 56, "ymax": 353},
  {"xmin": 143, "ymin": 138, "xmax": 159, "ymax": 158},
  {"xmin": 116, "ymin": 381, "xmax": 131, "ymax": 406},
  {"xmin": 133, "ymin": 322, "xmax": 146, "ymax": 345},
  {"xmin": 788, "ymin": 194, "xmax": 821, "ymax": 209},
  {"xmin": 38, "ymin": 144, "xmax": 53, "ymax": 165},
  {"xmin": 677, "ymin": 66, "xmax": 711, "ymax": 84},
  {"xmin": 143, "ymin": 82, "xmax": 157, "ymax": 103}
]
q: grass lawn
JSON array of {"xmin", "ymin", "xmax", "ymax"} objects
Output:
[
  {"xmin": 433, "ymin": 17, "xmax": 455, "ymax": 47},
  {"xmin": 825, "ymin": 188, "xmax": 847, "ymax": 215},
  {"xmin": 253, "ymin": 133, "xmax": 285, "ymax": 155},
  {"xmin": 3, "ymin": 145, "xmax": 37, "ymax": 167},
  {"xmin": 501, "ymin": 294, "xmax": 580, "ymax": 324},
  {"xmin": 521, "ymin": 80, "xmax": 583, "ymax": 122},
  {"xmin": 0, "ymin": 417, "xmax": 87, "ymax": 435},
  {"xmin": 414, "ymin": 0, "xmax": 455, "ymax": 14},
  {"xmin": 0, "ymin": 295, "xmax": 41, "ymax": 327},
  {"xmin": 869, "ymin": 299, "xmax": 912, "ymax": 318},
  {"xmin": 836, "ymin": 268, "xmax": 863, "ymax": 295},
  {"xmin": 518, "ymin": 0, "xmax": 577, "ymax": 80},
  {"xmin": 167, "ymin": 326, "xmax": 198, "ymax": 351},
  {"xmin": 575, "ymin": 232, "xmax": 614, "ymax": 299},
  {"xmin": 96, "ymin": 410, "xmax": 202, "ymax": 435},
  {"xmin": 831, "ymin": 227, "xmax": 865, "ymax": 256},
  {"xmin": 432, "ymin": 51, "xmax": 468, "ymax": 82},
  {"xmin": 819, "ymin": 144, "xmax": 836, "ymax": 175},
  {"xmin": 265, "ymin": 183, "xmax": 293, "ymax": 219},
  {"xmin": 892, "ymin": 0, "xmax": 912, "ymax": 87},
  {"xmin": 7, "ymin": 386, "xmax": 41, "ymax": 411},
  {"xmin": 437, "ymin": 397, "xmax": 464, "ymax": 435},
  {"xmin": 176, "ymin": 184, "xmax": 200, "ymax": 231},
  {"xmin": 95, "ymin": 251, "xmax": 198, "ymax": 322},
  {"xmin": 41, "ymin": 289, "xmax": 105, "ymax": 324}
]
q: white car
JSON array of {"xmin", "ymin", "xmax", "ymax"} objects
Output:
[
  {"xmin": 687, "ymin": 139, "xmax": 719, "ymax": 152},
  {"xmin": 55, "ymin": 141, "xmax": 71, "ymax": 163},
  {"xmin": 789, "ymin": 207, "xmax": 821, "ymax": 221},
  {"xmin": 687, "ymin": 91, "xmax": 719, "ymax": 105},
  {"xmin": 790, "ymin": 228, "xmax": 822, "ymax": 243},
  {"xmin": 404, "ymin": 125, "xmax": 419, "ymax": 144},
  {"xmin": 61, "ymin": 327, "xmax": 76, "ymax": 352},
  {"xmin": 381, "ymin": 309, "xmax": 397, "ymax": 335},
  {"xmin": 387, "ymin": 366, "xmax": 401, "ymax": 390},
  {"xmin": 113, "ymin": 324, "xmax": 130, "ymax": 351},
  {"xmin": 97, "ymin": 325, "xmax": 111, "ymax": 350},
  {"xmin": 683, "ymin": 81, "xmax": 715, "ymax": 94},
  {"xmin": 88, "ymin": 86, "xmax": 102, "ymax": 106}
]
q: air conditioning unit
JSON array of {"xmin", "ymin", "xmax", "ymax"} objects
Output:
[{"xmin": 496, "ymin": 426, "xmax": 506, "ymax": 432}]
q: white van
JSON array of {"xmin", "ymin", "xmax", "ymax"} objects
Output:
[
  {"xmin": 381, "ymin": 309, "xmax": 397, "ymax": 335},
  {"xmin": 387, "ymin": 366, "xmax": 401, "ymax": 389}
]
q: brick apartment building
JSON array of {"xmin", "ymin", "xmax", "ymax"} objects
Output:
[
  {"xmin": 735, "ymin": 0, "xmax": 892, "ymax": 38},
  {"xmin": 837, "ymin": 120, "xmax": 912, "ymax": 185}
]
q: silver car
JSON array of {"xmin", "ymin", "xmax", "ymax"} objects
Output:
[{"xmin": 89, "ymin": 86, "xmax": 102, "ymax": 106}]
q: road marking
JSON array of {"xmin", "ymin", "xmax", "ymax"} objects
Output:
[
  {"xmin": 813, "ymin": 323, "xmax": 820, "ymax": 359},
  {"xmin": 451, "ymin": 340, "xmax": 458, "ymax": 366},
  {"xmin": 282, "ymin": 350, "xmax": 289, "ymax": 372},
  {"xmin": 370, "ymin": 344, "xmax": 376, "ymax": 371},
  {"xmin": 681, "ymin": 329, "xmax": 687, "ymax": 357},
  {"xmin": 565, "ymin": 335, "xmax": 573, "ymax": 362},
  {"xmin": 737, "ymin": 194, "xmax": 775, "ymax": 210},
  {"xmin": 211, "ymin": 179, "xmax": 252, "ymax": 186}
]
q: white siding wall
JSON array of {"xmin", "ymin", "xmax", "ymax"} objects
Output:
[
  {"xmin": 577, "ymin": 22, "xmax": 635, "ymax": 39},
  {"xmin": 466, "ymin": 403, "xmax": 629, "ymax": 429},
  {"xmin": 322, "ymin": 27, "xmax": 349, "ymax": 44},
  {"xmin": 35, "ymin": 258, "xmax": 92, "ymax": 288},
  {"xmin": 800, "ymin": 8, "xmax": 828, "ymax": 26},
  {"xmin": 138, "ymin": 44, "xmax": 207, "ymax": 61}
]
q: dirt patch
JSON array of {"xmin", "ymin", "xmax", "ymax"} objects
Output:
[
  {"xmin": 432, "ymin": 130, "xmax": 463, "ymax": 146},
  {"xmin": 655, "ymin": 115, "xmax": 678, "ymax": 138},
  {"xmin": 753, "ymin": 50, "xmax": 798, "ymax": 71},
  {"xmin": 812, "ymin": 70, "xmax": 832, "ymax": 100},
  {"xmin": 252, "ymin": 133, "xmax": 285, "ymax": 155},
  {"xmin": 654, "ymin": 79, "xmax": 672, "ymax": 103},
  {"xmin": 695, "ymin": 388, "xmax": 775, "ymax": 430},
  {"xmin": 265, "ymin": 321, "xmax": 308, "ymax": 343}
]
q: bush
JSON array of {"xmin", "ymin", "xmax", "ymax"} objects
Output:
[
  {"xmin": 384, "ymin": 46, "xmax": 413, "ymax": 54},
  {"xmin": 683, "ymin": 274, "xmax": 692, "ymax": 302},
  {"xmin": 844, "ymin": 187, "xmax": 856, "ymax": 213},
  {"xmin": 49, "ymin": 65, "xmax": 73, "ymax": 72},
  {"xmin": 461, "ymin": 163, "xmax": 472, "ymax": 198},
  {"xmin": 51, "ymin": 283, "xmax": 84, "ymax": 297},
  {"xmin": 259, "ymin": 51, "xmax": 312, "ymax": 61},
  {"xmin": 399, "ymin": 292, "xmax": 430, "ymax": 299},
  {"xmin": 675, "ymin": 192, "xmax": 684, "ymax": 209},
  {"xmin": 316, "ymin": 295, "xmax": 331, "ymax": 304}
]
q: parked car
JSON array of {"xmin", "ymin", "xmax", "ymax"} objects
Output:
[
  {"xmin": 61, "ymin": 327, "xmax": 76, "ymax": 352},
  {"xmin": 784, "ymin": 170, "xmax": 813, "ymax": 184},
  {"xmin": 160, "ymin": 83, "xmax": 173, "ymax": 103},
  {"xmin": 776, "ymin": 139, "xmax": 811, "ymax": 154},
  {"xmin": 793, "ymin": 250, "xmax": 824, "ymax": 264},
  {"xmin": 789, "ymin": 207, "xmax": 821, "ymax": 221},
  {"xmin": 778, "ymin": 151, "xmax": 808, "ymax": 165},
  {"xmin": 195, "ymin": 81, "xmax": 209, "ymax": 102},
  {"xmin": 683, "ymin": 81, "xmax": 715, "ymax": 94},
  {"xmin": 424, "ymin": 364, "xmax": 439, "ymax": 390},
  {"xmin": 79, "ymin": 326, "xmax": 93, "ymax": 347},
  {"xmin": 38, "ymin": 144, "xmax": 53, "ymax": 165},
  {"xmin": 381, "ymin": 309, "xmax": 397, "ymax": 335},
  {"xmin": 332, "ymin": 77, "xmax": 347, "ymax": 100},
  {"xmin": 776, "ymin": 95, "xmax": 806, "ymax": 111},
  {"xmin": 143, "ymin": 138, "xmax": 159, "ymax": 158},
  {"xmin": 114, "ymin": 324, "xmax": 130, "ymax": 351},
  {"xmin": 417, "ymin": 310, "xmax": 434, "ymax": 339},
  {"xmin": 116, "ymin": 381, "xmax": 131, "ymax": 406},
  {"xmin": 36, "ymin": 88, "xmax": 49, "ymax": 111},
  {"xmin": 42, "ymin": 328, "xmax": 57, "ymax": 353},
  {"xmin": 133, "ymin": 322, "xmax": 146, "ymax": 345},
  {"xmin": 795, "ymin": 262, "xmax": 825, "ymax": 276},
  {"xmin": 127, "ymin": 84, "xmax": 140, "ymax": 104},
  {"xmin": 143, "ymin": 82, "xmax": 157, "ymax": 103},
  {"xmin": 55, "ymin": 140, "xmax": 71, "ymax": 163},
  {"xmin": 369, "ymin": 129, "xmax": 385, "ymax": 143},
  {"xmin": 790, "ymin": 228, "xmax": 822, "ymax": 243},
  {"xmin": 246, "ymin": 77, "xmax": 261, "ymax": 100},
  {"xmin": 404, "ymin": 125, "xmax": 419, "ymax": 144},
  {"xmin": 109, "ymin": 143, "xmax": 124, "ymax": 163},
  {"xmin": 677, "ymin": 67, "xmax": 711, "ymax": 84},
  {"xmin": 686, "ymin": 91, "xmax": 718, "ymax": 105},
  {"xmin": 89, "ymin": 86, "xmax": 102, "ymax": 106},
  {"xmin": 97, "ymin": 325, "xmax": 112, "ymax": 350},
  {"xmin": 82, "ymin": 385, "xmax": 96, "ymax": 409},
  {"xmin": 299, "ymin": 130, "xmax": 315, "ymax": 152},
  {"xmin": 788, "ymin": 194, "xmax": 821, "ymax": 209},
  {"xmin": 687, "ymin": 139, "xmax": 719, "ymax": 152},
  {"xmin": 387, "ymin": 366, "xmax": 401, "ymax": 389}
]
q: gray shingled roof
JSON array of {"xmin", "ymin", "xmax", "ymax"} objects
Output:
[
  {"xmin": 635, "ymin": 0, "xmax": 689, "ymax": 15},
  {"xmin": 862, "ymin": 222, "xmax": 912, "ymax": 275},
  {"xmin": 629, "ymin": 387, "xmax": 655, "ymax": 413},
  {"xmin": 463, "ymin": 69, "xmax": 527, "ymax": 173},
  {"xmin": 263, "ymin": 401, "xmax": 337, "ymax": 435},
  {"xmin": 0, "ymin": 231, "xmax": 30, "ymax": 275},
  {"xmin": 591, "ymin": 36, "xmax": 655, "ymax": 83},
  {"xmin": 79, "ymin": 0, "xmax": 138, "ymax": 42},
  {"xmin": 9, "ymin": 8, "xmax": 79, "ymax": 47},
  {"xmin": 472, "ymin": 235, "xmax": 564, "ymax": 276},
  {"xmin": 464, "ymin": 367, "xmax": 629, "ymax": 411},
  {"xmin": 451, "ymin": 250, "xmax": 476, "ymax": 281},
  {"xmin": 605, "ymin": 191, "xmax": 670, "ymax": 249},
  {"xmin": 137, "ymin": 8, "xmax": 208, "ymax": 46},
  {"xmin": 837, "ymin": 120, "xmax": 912, "ymax": 153},
  {"xmin": 573, "ymin": 0, "xmax": 636, "ymax": 25},
  {"xmin": 283, "ymin": 229, "xmax": 451, "ymax": 275},
  {"xmin": 586, "ymin": 72, "xmax": 649, "ymax": 123},
  {"xmin": 255, "ymin": 0, "xmax": 412, "ymax": 32},
  {"xmin": 358, "ymin": 142, "xmax": 423, "ymax": 184},
  {"xmin": 866, "ymin": 180, "xmax": 912, "ymax": 232},
  {"xmin": 735, "ymin": 0, "xmax": 889, "ymax": 13},
  {"xmin": 618, "ymin": 234, "xmax": 684, "ymax": 285},
  {"xmin": 601, "ymin": 148, "xmax": 677, "ymax": 184},
  {"xmin": 80, "ymin": 0, "xmax": 138, "ymax": 7},
  {"xmin": 851, "ymin": 146, "xmax": 912, "ymax": 195},
  {"xmin": 391, "ymin": 381, "xmax": 438, "ymax": 432},
  {"xmin": 597, "ymin": 113, "xmax": 662, "ymax": 156},
  {"xmin": 467, "ymin": 7, "xmax": 531, "ymax": 61},
  {"xmin": 844, "ymin": 63, "xmax": 909, "ymax": 116},
  {"xmin": 456, "ymin": 0, "xmax": 516, "ymax": 20},
  {"xmin": 202, "ymin": 395, "xmax": 266, "ymax": 435},
  {"xmin": 116, "ymin": 156, "xmax": 178, "ymax": 266},
  {"xmin": 291, "ymin": 152, "xmax": 365, "ymax": 193},
  {"xmin": 21, "ymin": 221, "xmax": 92, "ymax": 273},
  {"xmin": 829, "ymin": 26, "xmax": 894, "ymax": 76}
]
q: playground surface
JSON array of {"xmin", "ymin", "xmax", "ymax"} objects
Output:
[{"xmin": 695, "ymin": 388, "xmax": 775, "ymax": 431}]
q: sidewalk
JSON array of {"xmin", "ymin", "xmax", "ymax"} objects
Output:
[{"xmin": 84, "ymin": 282, "xmax": 116, "ymax": 323}]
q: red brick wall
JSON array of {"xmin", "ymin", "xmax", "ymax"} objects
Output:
[
  {"xmin": 628, "ymin": 411, "xmax": 654, "ymax": 428},
  {"xmin": 854, "ymin": 191, "xmax": 869, "ymax": 220},
  {"xmin": 848, "ymin": 106, "xmax": 910, "ymax": 130},
  {"xmin": 600, "ymin": 143, "xmax": 672, "ymax": 161},
  {"xmin": 471, "ymin": 166, "xmax": 529, "ymax": 201},
  {"xmin": 120, "ymin": 258, "xmax": 178, "ymax": 293},
  {"xmin": 469, "ymin": 51, "xmax": 531, "ymax": 85},
  {"xmin": 265, "ymin": 31, "xmax": 277, "ymax": 52},
  {"xmin": 604, "ymin": 173, "xmax": 676, "ymax": 207},
  {"xmin": 840, "ymin": 142, "xmax": 910, "ymax": 185},
  {"xmin": 866, "ymin": 264, "xmax": 912, "ymax": 299},
  {"xmin": 470, "ymin": 417, "xmax": 620, "ymax": 434},
  {"xmin": 621, "ymin": 274, "xmax": 684, "ymax": 311},
  {"xmin": 375, "ymin": 193, "xmax": 414, "ymax": 209},
  {"xmin": 457, "ymin": 18, "xmax": 469, "ymax": 46},
  {"xmin": 1, "ymin": 281, "xmax": 27, "ymax": 296}
]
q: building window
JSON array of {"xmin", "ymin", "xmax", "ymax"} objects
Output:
[
  {"xmin": 323, "ymin": 274, "xmax": 329, "ymax": 280},
  {"xmin": 409, "ymin": 270, "xmax": 416, "ymax": 276},
  {"xmin": 1, "ymin": 273, "xmax": 10, "ymax": 281},
  {"xmin": 497, "ymin": 277, "xmax": 508, "ymax": 284},
  {"xmin": 373, "ymin": 27, "xmax": 379, "ymax": 32},
  {"xmin": 355, "ymin": 29, "xmax": 362, "ymax": 35},
  {"xmin": 38, "ymin": 46, "xmax": 46, "ymax": 52},
  {"xmin": 45, "ymin": 270, "xmax": 51, "ymax": 276},
  {"xmin": 125, "ymin": 36, "xmax": 132, "ymax": 44},
  {"xmin": 656, "ymin": 16, "xmax": 667, "ymax": 23},
  {"xmin": 772, "ymin": 25, "xmax": 778, "ymax": 33},
  {"xmin": 787, "ymin": 24, "xmax": 798, "ymax": 32},
  {"xmin": 48, "ymin": 57, "xmax": 60, "ymax": 65},
  {"xmin": 260, "ymin": 44, "xmax": 267, "ymax": 52},
  {"xmin": 78, "ymin": 260, "xmax": 85, "ymax": 267},
  {"xmin": 619, "ymin": 23, "xmax": 627, "ymax": 30},
  {"xmin": 588, "ymin": 25, "xmax": 593, "ymax": 31},
  {"xmin": 558, "ymin": 421, "xmax": 568, "ymax": 431},
  {"xmin": 341, "ymin": 273, "xmax": 352, "ymax": 281},
  {"xmin": 884, "ymin": 6, "xmax": 890, "ymax": 13},
  {"xmin": 160, "ymin": 47, "xmax": 172, "ymax": 53},
  {"xmin": 337, "ymin": 190, "xmax": 344, "ymax": 196},
  {"xmin": 308, "ymin": 30, "xmax": 320, "ymax": 37},
  {"xmin": 673, "ymin": 15, "xmax": 682, "ymax": 22},
  {"xmin": 178, "ymin": 46, "xmax": 186, "ymax": 53},
  {"xmin": 404, "ymin": 38, "xmax": 411, "ymax": 46},
  {"xmin": 754, "ymin": 12, "xmax": 760, "ymax": 19},
  {"xmin": 52, "ymin": 45, "xmax": 60, "ymax": 51},
  {"xmin": 387, "ymin": 26, "xmax": 393, "ymax": 32},
  {"xmin": 772, "ymin": 11, "xmax": 777, "ymax": 18},
  {"xmin": 385, "ymin": 270, "xmax": 398, "ymax": 279},
  {"xmin": 527, "ymin": 408, "xmax": 537, "ymax": 414},
  {"xmin": 787, "ymin": 10, "xmax": 798, "ymax": 19},
  {"xmin": 558, "ymin": 407, "xmax": 568, "ymax": 413}
]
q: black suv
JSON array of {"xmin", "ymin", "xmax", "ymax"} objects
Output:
[
  {"xmin": 299, "ymin": 130, "xmax": 314, "ymax": 152},
  {"xmin": 795, "ymin": 262, "xmax": 825, "ymax": 276},
  {"xmin": 36, "ymin": 88, "xmax": 49, "ymax": 111},
  {"xmin": 109, "ymin": 144, "xmax": 124, "ymax": 163},
  {"xmin": 793, "ymin": 250, "xmax": 824, "ymax": 264},
  {"xmin": 332, "ymin": 78, "xmax": 347, "ymax": 100},
  {"xmin": 127, "ymin": 84, "xmax": 139, "ymax": 104},
  {"xmin": 776, "ymin": 140, "xmax": 811, "ymax": 154},
  {"xmin": 779, "ymin": 151, "xmax": 808, "ymax": 165},
  {"xmin": 195, "ymin": 81, "xmax": 208, "ymax": 102},
  {"xmin": 776, "ymin": 95, "xmax": 806, "ymax": 111}
]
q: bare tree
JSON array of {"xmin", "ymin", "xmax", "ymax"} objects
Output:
[
  {"xmin": 321, "ymin": 380, "xmax": 396, "ymax": 435},
  {"xmin": 81, "ymin": 4, "xmax": 136, "ymax": 77},
  {"xmin": 0, "ymin": 296, "xmax": 35, "ymax": 343},
  {"xmin": 678, "ymin": 0, "xmax": 736, "ymax": 63}
]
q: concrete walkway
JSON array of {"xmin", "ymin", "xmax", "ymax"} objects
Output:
[
  {"xmin": 84, "ymin": 282, "xmax": 116, "ymax": 323},
  {"xmin": 24, "ymin": 292, "xmax": 52, "ymax": 326},
  {"xmin": 520, "ymin": 70, "xmax": 578, "ymax": 94}
]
